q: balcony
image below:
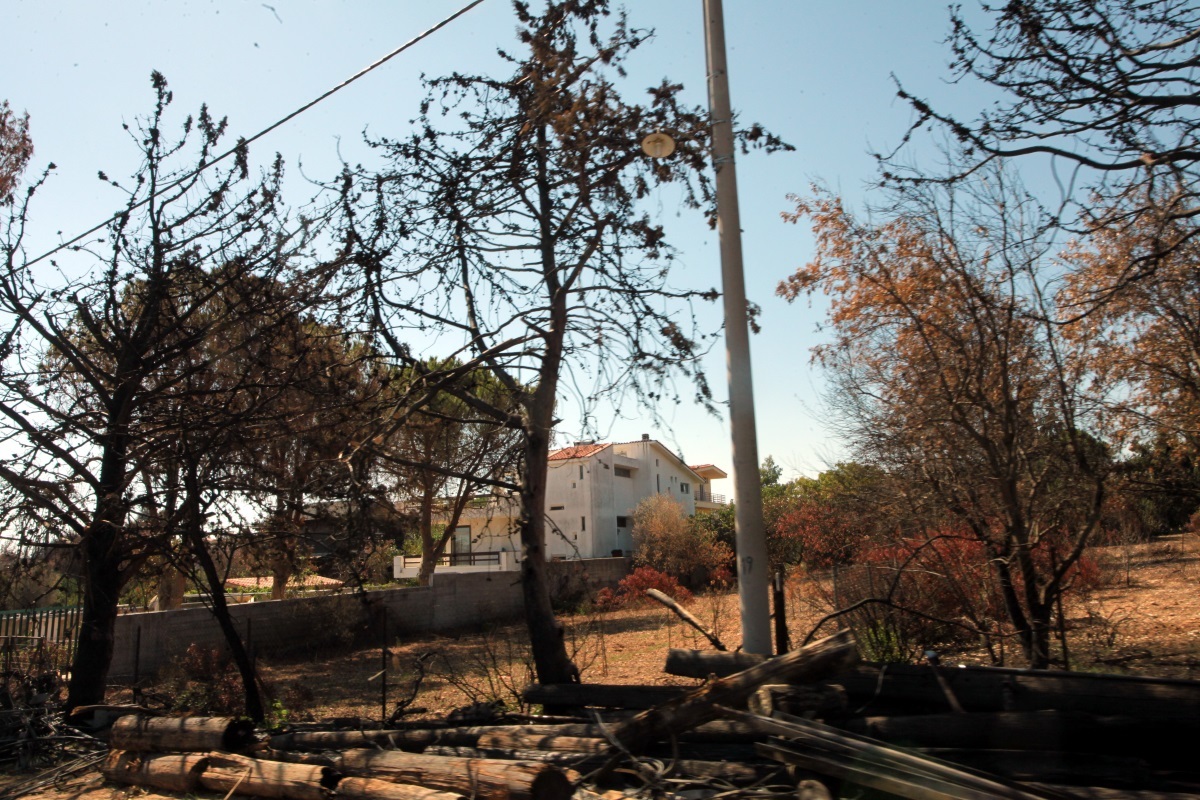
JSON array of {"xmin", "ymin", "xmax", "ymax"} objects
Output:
[
  {"xmin": 695, "ymin": 488, "xmax": 727, "ymax": 505},
  {"xmin": 394, "ymin": 550, "xmax": 514, "ymax": 579}
]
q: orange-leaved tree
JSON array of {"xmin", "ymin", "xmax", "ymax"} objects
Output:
[
  {"xmin": 1061, "ymin": 189, "xmax": 1200, "ymax": 449},
  {"xmin": 780, "ymin": 171, "xmax": 1112, "ymax": 668},
  {"xmin": 0, "ymin": 100, "xmax": 33, "ymax": 205}
]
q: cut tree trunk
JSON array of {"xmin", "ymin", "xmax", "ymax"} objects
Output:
[
  {"xmin": 609, "ymin": 629, "xmax": 857, "ymax": 753},
  {"xmin": 841, "ymin": 709, "xmax": 1198, "ymax": 764},
  {"xmin": 664, "ymin": 649, "xmax": 767, "ymax": 678},
  {"xmin": 337, "ymin": 748, "xmax": 573, "ymax": 800},
  {"xmin": 102, "ymin": 750, "xmax": 209, "ymax": 793},
  {"xmin": 335, "ymin": 776, "xmax": 465, "ymax": 800},
  {"xmin": 475, "ymin": 732, "xmax": 609, "ymax": 754},
  {"xmin": 523, "ymin": 684, "xmax": 685, "ymax": 709},
  {"xmin": 834, "ymin": 663, "xmax": 1200, "ymax": 720},
  {"xmin": 200, "ymin": 751, "xmax": 339, "ymax": 800},
  {"xmin": 422, "ymin": 746, "xmax": 779, "ymax": 786},
  {"xmin": 110, "ymin": 715, "xmax": 257, "ymax": 753}
]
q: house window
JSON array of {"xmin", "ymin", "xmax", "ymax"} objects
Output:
[
  {"xmin": 681, "ymin": 482, "xmax": 690, "ymax": 494},
  {"xmin": 616, "ymin": 516, "xmax": 628, "ymax": 528},
  {"xmin": 656, "ymin": 474, "xmax": 661, "ymax": 492},
  {"xmin": 615, "ymin": 466, "xmax": 632, "ymax": 478},
  {"xmin": 580, "ymin": 465, "xmax": 584, "ymax": 480},
  {"xmin": 581, "ymin": 516, "xmax": 586, "ymax": 531},
  {"xmin": 550, "ymin": 505, "xmax": 565, "ymax": 511}
]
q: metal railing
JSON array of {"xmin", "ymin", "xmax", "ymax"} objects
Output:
[
  {"xmin": 401, "ymin": 551, "xmax": 502, "ymax": 569},
  {"xmin": 695, "ymin": 489, "xmax": 728, "ymax": 504},
  {"xmin": 0, "ymin": 605, "xmax": 81, "ymax": 679}
]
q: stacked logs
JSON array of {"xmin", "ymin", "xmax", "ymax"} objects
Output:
[
  {"xmin": 521, "ymin": 648, "xmax": 1200, "ymax": 798},
  {"xmin": 99, "ymin": 632, "xmax": 858, "ymax": 800},
  {"xmin": 100, "ymin": 627, "xmax": 1200, "ymax": 800},
  {"xmin": 102, "ymin": 715, "xmax": 576, "ymax": 800}
]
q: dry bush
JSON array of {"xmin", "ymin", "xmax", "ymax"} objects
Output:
[{"xmin": 631, "ymin": 495, "xmax": 731, "ymax": 586}]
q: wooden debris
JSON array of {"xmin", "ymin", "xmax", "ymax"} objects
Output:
[
  {"xmin": 609, "ymin": 629, "xmax": 857, "ymax": 752},
  {"xmin": 474, "ymin": 731, "xmax": 609, "ymax": 754},
  {"xmin": 731, "ymin": 708, "xmax": 1054, "ymax": 800},
  {"xmin": 644, "ymin": 589, "xmax": 727, "ymax": 650},
  {"xmin": 200, "ymin": 751, "xmax": 339, "ymax": 800},
  {"xmin": 664, "ymin": 649, "xmax": 767, "ymax": 678},
  {"xmin": 111, "ymin": 714, "xmax": 257, "ymax": 753},
  {"xmin": 336, "ymin": 747, "xmax": 574, "ymax": 800},
  {"xmin": 335, "ymin": 776, "xmax": 464, "ymax": 800},
  {"xmin": 422, "ymin": 745, "xmax": 780, "ymax": 786},
  {"xmin": 522, "ymin": 683, "xmax": 685, "ymax": 709},
  {"xmin": 101, "ymin": 749, "xmax": 208, "ymax": 793},
  {"xmin": 835, "ymin": 662, "xmax": 1200, "ymax": 719},
  {"xmin": 841, "ymin": 709, "xmax": 1196, "ymax": 763}
]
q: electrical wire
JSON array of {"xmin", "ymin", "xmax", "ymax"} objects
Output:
[{"xmin": 24, "ymin": 0, "xmax": 489, "ymax": 269}]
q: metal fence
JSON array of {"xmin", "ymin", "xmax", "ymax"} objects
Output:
[{"xmin": 0, "ymin": 606, "xmax": 81, "ymax": 680}]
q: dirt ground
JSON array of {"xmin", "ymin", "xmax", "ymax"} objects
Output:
[{"xmin": 245, "ymin": 533, "xmax": 1200, "ymax": 722}]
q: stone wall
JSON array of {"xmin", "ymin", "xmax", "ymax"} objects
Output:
[{"xmin": 109, "ymin": 557, "xmax": 629, "ymax": 679}]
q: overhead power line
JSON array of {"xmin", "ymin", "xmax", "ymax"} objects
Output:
[{"xmin": 25, "ymin": 0, "xmax": 489, "ymax": 269}]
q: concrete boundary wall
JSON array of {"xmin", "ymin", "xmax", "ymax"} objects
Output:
[{"xmin": 109, "ymin": 557, "xmax": 629, "ymax": 679}]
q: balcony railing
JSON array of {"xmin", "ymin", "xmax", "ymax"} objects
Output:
[
  {"xmin": 695, "ymin": 489, "xmax": 727, "ymax": 505},
  {"xmin": 401, "ymin": 551, "xmax": 502, "ymax": 569}
]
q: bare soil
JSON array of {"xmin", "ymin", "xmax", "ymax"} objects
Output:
[{"xmin": 245, "ymin": 534, "xmax": 1200, "ymax": 722}]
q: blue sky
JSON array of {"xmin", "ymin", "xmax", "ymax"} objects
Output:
[{"xmin": 4, "ymin": 1, "xmax": 995, "ymax": 488}]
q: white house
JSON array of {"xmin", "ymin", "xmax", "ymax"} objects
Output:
[{"xmin": 393, "ymin": 434, "xmax": 727, "ymax": 578}]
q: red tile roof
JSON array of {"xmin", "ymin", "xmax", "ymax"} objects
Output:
[{"xmin": 548, "ymin": 443, "xmax": 611, "ymax": 460}]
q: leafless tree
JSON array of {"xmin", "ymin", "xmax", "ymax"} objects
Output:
[
  {"xmin": 335, "ymin": 0, "xmax": 789, "ymax": 683},
  {"xmin": 0, "ymin": 74, "xmax": 320, "ymax": 711}
]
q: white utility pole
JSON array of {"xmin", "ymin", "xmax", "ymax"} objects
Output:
[{"xmin": 702, "ymin": 0, "xmax": 772, "ymax": 653}]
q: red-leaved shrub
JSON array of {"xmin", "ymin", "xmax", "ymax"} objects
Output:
[{"xmin": 594, "ymin": 567, "xmax": 693, "ymax": 611}]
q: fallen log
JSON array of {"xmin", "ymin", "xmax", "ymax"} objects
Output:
[
  {"xmin": 523, "ymin": 684, "xmax": 685, "ymax": 710},
  {"xmin": 664, "ymin": 649, "xmax": 767, "ymax": 678},
  {"xmin": 736, "ymin": 710, "xmax": 1053, "ymax": 800},
  {"xmin": 917, "ymin": 748, "xmax": 1152, "ymax": 788},
  {"xmin": 102, "ymin": 750, "xmax": 208, "ymax": 793},
  {"xmin": 270, "ymin": 729, "xmax": 471, "ymax": 752},
  {"xmin": 337, "ymin": 748, "xmax": 573, "ymax": 800},
  {"xmin": 423, "ymin": 745, "xmax": 780, "ymax": 786},
  {"xmin": 841, "ymin": 710, "xmax": 1197, "ymax": 765},
  {"xmin": 272, "ymin": 720, "xmax": 763, "ymax": 754},
  {"xmin": 645, "ymin": 590, "xmax": 726, "ymax": 651},
  {"xmin": 609, "ymin": 630, "xmax": 857, "ymax": 753},
  {"xmin": 748, "ymin": 684, "xmax": 847, "ymax": 718},
  {"xmin": 110, "ymin": 714, "xmax": 257, "ymax": 753},
  {"xmin": 1028, "ymin": 784, "xmax": 1200, "ymax": 799},
  {"xmin": 199, "ymin": 751, "xmax": 339, "ymax": 800},
  {"xmin": 335, "ymin": 776, "xmax": 464, "ymax": 800},
  {"xmin": 474, "ymin": 732, "xmax": 609, "ymax": 754},
  {"xmin": 836, "ymin": 663, "xmax": 1200, "ymax": 720}
]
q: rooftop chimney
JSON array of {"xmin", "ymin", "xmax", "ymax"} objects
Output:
[{"xmin": 641, "ymin": 433, "xmax": 650, "ymax": 440}]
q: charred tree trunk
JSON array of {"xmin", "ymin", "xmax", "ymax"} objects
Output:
[
  {"xmin": 519, "ymin": 420, "xmax": 578, "ymax": 686},
  {"xmin": 183, "ymin": 462, "xmax": 265, "ymax": 723},
  {"xmin": 67, "ymin": 517, "xmax": 124, "ymax": 712},
  {"xmin": 417, "ymin": 491, "xmax": 438, "ymax": 587},
  {"xmin": 67, "ymin": 418, "xmax": 135, "ymax": 712},
  {"xmin": 516, "ymin": 122, "xmax": 579, "ymax": 688}
]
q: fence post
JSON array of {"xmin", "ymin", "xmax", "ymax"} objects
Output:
[
  {"xmin": 380, "ymin": 606, "xmax": 389, "ymax": 725},
  {"xmin": 133, "ymin": 625, "xmax": 142, "ymax": 686},
  {"xmin": 773, "ymin": 566, "xmax": 789, "ymax": 655}
]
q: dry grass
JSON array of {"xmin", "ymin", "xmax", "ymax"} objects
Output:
[{"xmin": 140, "ymin": 534, "xmax": 1200, "ymax": 723}]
